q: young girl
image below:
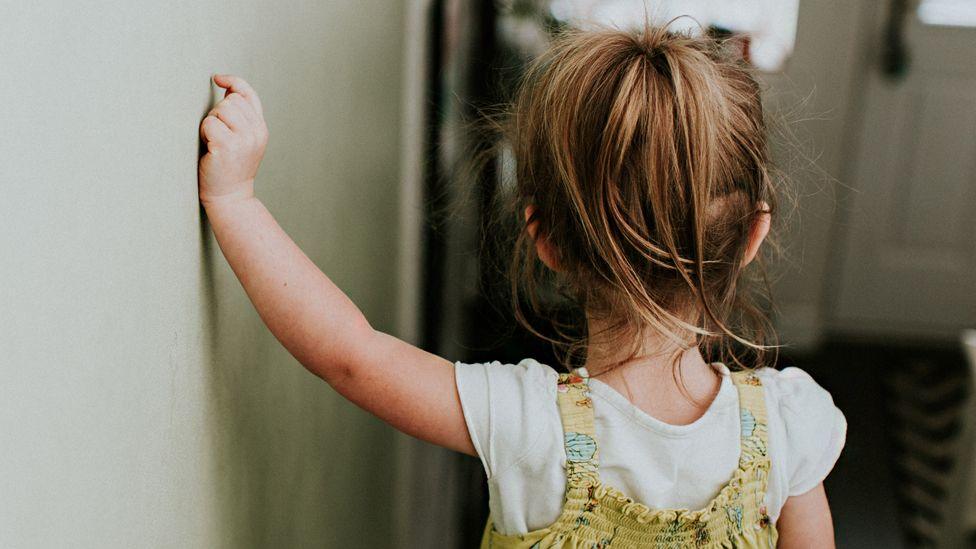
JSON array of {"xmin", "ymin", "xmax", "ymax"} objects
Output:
[{"xmin": 199, "ymin": 25, "xmax": 846, "ymax": 548}]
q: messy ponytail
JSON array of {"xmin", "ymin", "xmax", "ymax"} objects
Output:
[{"xmin": 501, "ymin": 22, "xmax": 780, "ymax": 378}]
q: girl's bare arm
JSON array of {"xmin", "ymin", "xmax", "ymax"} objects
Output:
[
  {"xmin": 199, "ymin": 74, "xmax": 475, "ymax": 456},
  {"xmin": 776, "ymin": 483, "xmax": 836, "ymax": 548}
]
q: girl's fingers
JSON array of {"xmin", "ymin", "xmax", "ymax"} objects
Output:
[
  {"xmin": 200, "ymin": 114, "xmax": 232, "ymax": 144},
  {"xmin": 224, "ymin": 93, "xmax": 259, "ymax": 123},
  {"xmin": 210, "ymin": 101, "xmax": 249, "ymax": 131},
  {"xmin": 213, "ymin": 74, "xmax": 264, "ymax": 115}
]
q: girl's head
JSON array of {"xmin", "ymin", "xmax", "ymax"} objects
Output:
[{"xmin": 506, "ymin": 23, "xmax": 778, "ymax": 371}]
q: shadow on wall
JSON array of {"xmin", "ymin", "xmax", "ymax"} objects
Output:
[
  {"xmin": 195, "ymin": 121, "xmax": 399, "ymax": 549},
  {"xmin": 201, "ymin": 140, "xmax": 399, "ymax": 545}
]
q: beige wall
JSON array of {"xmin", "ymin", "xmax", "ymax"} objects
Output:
[
  {"xmin": 763, "ymin": 0, "xmax": 871, "ymax": 349},
  {"xmin": 0, "ymin": 2, "xmax": 404, "ymax": 547}
]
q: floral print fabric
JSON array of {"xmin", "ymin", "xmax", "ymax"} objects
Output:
[{"xmin": 480, "ymin": 370, "xmax": 778, "ymax": 548}]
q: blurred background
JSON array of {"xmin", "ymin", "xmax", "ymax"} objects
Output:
[
  {"xmin": 406, "ymin": 1, "xmax": 976, "ymax": 547},
  {"xmin": 0, "ymin": 0, "xmax": 974, "ymax": 547}
]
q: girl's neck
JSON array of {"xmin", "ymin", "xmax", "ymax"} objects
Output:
[{"xmin": 582, "ymin": 315, "xmax": 722, "ymax": 426}]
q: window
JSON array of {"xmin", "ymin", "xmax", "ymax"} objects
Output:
[
  {"xmin": 542, "ymin": 0, "xmax": 800, "ymax": 71},
  {"xmin": 918, "ymin": 0, "xmax": 976, "ymax": 28}
]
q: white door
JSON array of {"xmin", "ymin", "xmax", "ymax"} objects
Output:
[{"xmin": 831, "ymin": 0, "xmax": 976, "ymax": 339}]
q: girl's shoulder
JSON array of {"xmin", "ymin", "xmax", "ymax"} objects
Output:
[
  {"xmin": 750, "ymin": 365, "xmax": 844, "ymax": 426},
  {"xmin": 750, "ymin": 365, "xmax": 848, "ymax": 497},
  {"xmin": 750, "ymin": 365, "xmax": 836, "ymax": 404},
  {"xmin": 456, "ymin": 357, "xmax": 561, "ymax": 400}
]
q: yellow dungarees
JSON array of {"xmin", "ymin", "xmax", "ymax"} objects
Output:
[{"xmin": 480, "ymin": 370, "xmax": 778, "ymax": 548}]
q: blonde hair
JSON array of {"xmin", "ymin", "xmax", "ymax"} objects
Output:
[{"xmin": 502, "ymin": 23, "xmax": 779, "ymax": 376}]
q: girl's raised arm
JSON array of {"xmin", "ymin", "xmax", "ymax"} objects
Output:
[{"xmin": 198, "ymin": 74, "xmax": 475, "ymax": 456}]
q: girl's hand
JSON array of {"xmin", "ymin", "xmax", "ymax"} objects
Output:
[{"xmin": 198, "ymin": 74, "xmax": 268, "ymax": 207}]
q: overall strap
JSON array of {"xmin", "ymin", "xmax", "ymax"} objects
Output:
[
  {"xmin": 730, "ymin": 370, "xmax": 770, "ymax": 467},
  {"xmin": 555, "ymin": 372, "xmax": 600, "ymax": 487}
]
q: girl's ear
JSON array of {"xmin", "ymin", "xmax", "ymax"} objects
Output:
[
  {"xmin": 741, "ymin": 201, "xmax": 771, "ymax": 267},
  {"xmin": 525, "ymin": 205, "xmax": 561, "ymax": 271}
]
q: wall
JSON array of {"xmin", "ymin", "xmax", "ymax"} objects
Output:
[{"xmin": 0, "ymin": 2, "xmax": 405, "ymax": 547}]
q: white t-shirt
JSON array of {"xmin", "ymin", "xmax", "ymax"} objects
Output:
[{"xmin": 454, "ymin": 358, "xmax": 847, "ymax": 535}]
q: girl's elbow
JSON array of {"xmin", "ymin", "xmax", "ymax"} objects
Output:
[{"xmin": 307, "ymin": 320, "xmax": 377, "ymax": 389}]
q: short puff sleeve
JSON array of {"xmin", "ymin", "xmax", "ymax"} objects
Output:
[
  {"xmin": 454, "ymin": 359, "xmax": 560, "ymax": 479},
  {"xmin": 771, "ymin": 367, "xmax": 848, "ymax": 496}
]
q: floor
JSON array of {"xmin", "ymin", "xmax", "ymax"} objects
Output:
[
  {"xmin": 790, "ymin": 342, "xmax": 907, "ymax": 548},
  {"xmin": 791, "ymin": 339, "xmax": 972, "ymax": 548}
]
